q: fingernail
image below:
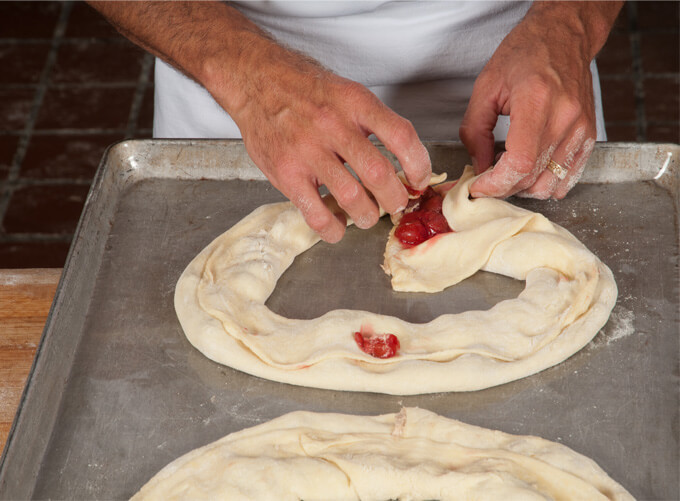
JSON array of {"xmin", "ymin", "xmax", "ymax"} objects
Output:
[
  {"xmin": 415, "ymin": 176, "xmax": 429, "ymax": 190},
  {"xmin": 354, "ymin": 213, "xmax": 377, "ymax": 229}
]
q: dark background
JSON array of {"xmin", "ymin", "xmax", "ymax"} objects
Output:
[{"xmin": 0, "ymin": 1, "xmax": 677, "ymax": 268}]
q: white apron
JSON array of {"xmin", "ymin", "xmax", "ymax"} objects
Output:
[{"xmin": 153, "ymin": 1, "xmax": 606, "ymax": 141}]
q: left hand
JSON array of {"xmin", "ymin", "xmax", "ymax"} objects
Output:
[{"xmin": 460, "ymin": 1, "xmax": 622, "ymax": 200}]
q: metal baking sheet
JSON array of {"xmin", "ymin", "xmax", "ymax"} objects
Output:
[{"xmin": 1, "ymin": 140, "xmax": 677, "ymax": 499}]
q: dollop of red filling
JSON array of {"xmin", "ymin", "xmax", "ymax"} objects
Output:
[
  {"xmin": 354, "ymin": 331, "xmax": 400, "ymax": 359},
  {"xmin": 395, "ymin": 187, "xmax": 452, "ymax": 246}
]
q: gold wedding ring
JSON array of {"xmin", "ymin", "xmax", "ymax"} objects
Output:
[{"xmin": 546, "ymin": 159, "xmax": 568, "ymax": 180}]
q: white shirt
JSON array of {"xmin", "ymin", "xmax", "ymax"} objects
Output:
[{"xmin": 153, "ymin": 1, "xmax": 605, "ymax": 141}]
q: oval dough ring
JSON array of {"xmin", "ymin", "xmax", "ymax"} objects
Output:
[
  {"xmin": 132, "ymin": 407, "xmax": 634, "ymax": 500},
  {"xmin": 175, "ymin": 166, "xmax": 617, "ymax": 394}
]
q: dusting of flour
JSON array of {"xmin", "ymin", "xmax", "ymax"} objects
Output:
[{"xmin": 602, "ymin": 307, "xmax": 636, "ymax": 345}]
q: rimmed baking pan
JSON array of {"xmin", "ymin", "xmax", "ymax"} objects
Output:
[{"xmin": 0, "ymin": 140, "xmax": 677, "ymax": 499}]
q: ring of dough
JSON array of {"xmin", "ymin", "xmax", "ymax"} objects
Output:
[
  {"xmin": 175, "ymin": 166, "xmax": 617, "ymax": 394},
  {"xmin": 132, "ymin": 407, "xmax": 633, "ymax": 500}
]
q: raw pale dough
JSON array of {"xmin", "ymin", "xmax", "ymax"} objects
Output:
[
  {"xmin": 174, "ymin": 166, "xmax": 617, "ymax": 393},
  {"xmin": 132, "ymin": 407, "xmax": 633, "ymax": 500}
]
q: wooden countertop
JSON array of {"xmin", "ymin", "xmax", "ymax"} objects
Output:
[{"xmin": 0, "ymin": 268, "xmax": 61, "ymax": 452}]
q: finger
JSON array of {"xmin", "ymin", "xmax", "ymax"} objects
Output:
[
  {"xmin": 459, "ymin": 78, "xmax": 500, "ymax": 175},
  {"xmin": 511, "ymin": 143, "xmax": 556, "ymax": 193},
  {"xmin": 340, "ymin": 133, "xmax": 409, "ymax": 215},
  {"xmin": 517, "ymin": 125, "xmax": 591, "ymax": 199},
  {"xmin": 553, "ymin": 136, "xmax": 595, "ymax": 199},
  {"xmin": 521, "ymin": 91, "xmax": 594, "ymax": 198},
  {"xmin": 319, "ymin": 157, "xmax": 381, "ymax": 229},
  {"xmin": 470, "ymin": 99, "xmax": 551, "ymax": 198},
  {"xmin": 360, "ymin": 98, "xmax": 431, "ymax": 191},
  {"xmin": 287, "ymin": 179, "xmax": 346, "ymax": 243},
  {"xmin": 515, "ymin": 169, "xmax": 560, "ymax": 199}
]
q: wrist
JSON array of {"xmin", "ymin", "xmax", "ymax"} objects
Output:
[
  {"xmin": 198, "ymin": 29, "xmax": 273, "ymax": 117},
  {"xmin": 528, "ymin": 1, "xmax": 624, "ymax": 61},
  {"xmin": 203, "ymin": 33, "xmax": 330, "ymax": 126}
]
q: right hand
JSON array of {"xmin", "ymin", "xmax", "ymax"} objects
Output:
[
  {"xmin": 86, "ymin": 1, "xmax": 431, "ymax": 243},
  {"xmin": 208, "ymin": 42, "xmax": 432, "ymax": 243}
]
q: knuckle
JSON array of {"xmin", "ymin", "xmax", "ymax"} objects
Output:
[
  {"xmin": 525, "ymin": 75, "xmax": 553, "ymax": 107},
  {"xmin": 473, "ymin": 69, "xmax": 493, "ymax": 88},
  {"xmin": 331, "ymin": 124, "xmax": 354, "ymax": 150},
  {"xmin": 334, "ymin": 181, "xmax": 362, "ymax": 208},
  {"xmin": 361, "ymin": 158, "xmax": 391, "ymax": 187},
  {"xmin": 272, "ymin": 155, "xmax": 299, "ymax": 180},
  {"xmin": 304, "ymin": 209, "xmax": 333, "ymax": 234},
  {"xmin": 458, "ymin": 123, "xmax": 473, "ymax": 145},
  {"xmin": 389, "ymin": 118, "xmax": 418, "ymax": 146},
  {"xmin": 506, "ymin": 151, "xmax": 539, "ymax": 175},
  {"xmin": 515, "ymin": 175, "xmax": 537, "ymax": 192},
  {"xmin": 560, "ymin": 97, "xmax": 582, "ymax": 124},
  {"xmin": 582, "ymin": 136, "xmax": 596, "ymax": 155},
  {"xmin": 337, "ymin": 80, "xmax": 370, "ymax": 103},
  {"xmin": 313, "ymin": 104, "xmax": 343, "ymax": 132}
]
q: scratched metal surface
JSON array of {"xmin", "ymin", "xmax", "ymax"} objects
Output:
[{"xmin": 0, "ymin": 140, "xmax": 677, "ymax": 500}]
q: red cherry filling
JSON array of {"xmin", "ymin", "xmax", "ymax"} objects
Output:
[
  {"xmin": 395, "ymin": 220, "xmax": 429, "ymax": 246},
  {"xmin": 405, "ymin": 185, "xmax": 425, "ymax": 197},
  {"xmin": 354, "ymin": 331, "xmax": 400, "ymax": 359},
  {"xmin": 395, "ymin": 188, "xmax": 451, "ymax": 246},
  {"xmin": 420, "ymin": 193, "xmax": 443, "ymax": 213}
]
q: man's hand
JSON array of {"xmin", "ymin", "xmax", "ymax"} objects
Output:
[
  {"xmin": 459, "ymin": 1, "xmax": 623, "ymax": 200},
  {"xmin": 88, "ymin": 1, "xmax": 432, "ymax": 243},
  {"xmin": 210, "ymin": 40, "xmax": 432, "ymax": 243}
]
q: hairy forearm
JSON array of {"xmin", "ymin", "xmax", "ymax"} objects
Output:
[
  {"xmin": 526, "ymin": 1, "xmax": 624, "ymax": 61},
  {"xmin": 86, "ymin": 1, "xmax": 294, "ymax": 116}
]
